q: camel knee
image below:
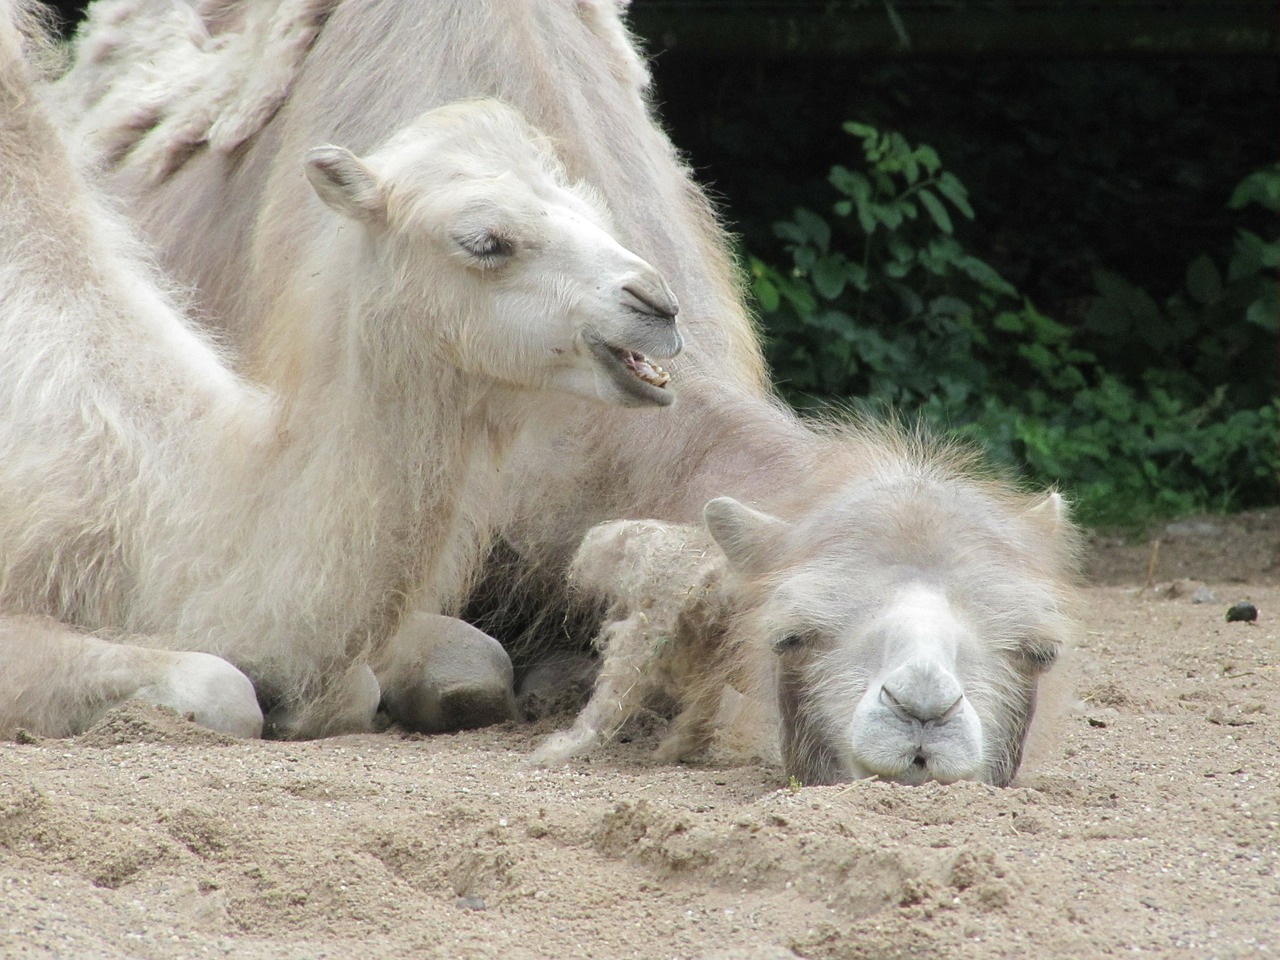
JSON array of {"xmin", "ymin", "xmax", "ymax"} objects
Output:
[{"xmin": 376, "ymin": 613, "xmax": 515, "ymax": 734}]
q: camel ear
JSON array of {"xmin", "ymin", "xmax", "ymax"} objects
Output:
[
  {"xmin": 304, "ymin": 145, "xmax": 386, "ymax": 223},
  {"xmin": 1026, "ymin": 491, "xmax": 1068, "ymax": 533},
  {"xmin": 704, "ymin": 497, "xmax": 787, "ymax": 574}
]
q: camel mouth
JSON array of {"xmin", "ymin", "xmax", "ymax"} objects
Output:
[
  {"xmin": 619, "ymin": 348, "xmax": 672, "ymax": 389},
  {"xmin": 587, "ymin": 337, "xmax": 677, "ymax": 407}
]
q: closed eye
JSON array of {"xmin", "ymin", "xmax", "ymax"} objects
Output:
[
  {"xmin": 453, "ymin": 228, "xmax": 515, "ymax": 265},
  {"xmin": 1018, "ymin": 634, "xmax": 1061, "ymax": 672},
  {"xmin": 774, "ymin": 631, "xmax": 817, "ymax": 654}
]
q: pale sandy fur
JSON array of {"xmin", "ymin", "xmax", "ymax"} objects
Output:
[
  {"xmin": 46, "ymin": 0, "xmax": 1083, "ymax": 779},
  {"xmin": 1, "ymin": 2, "xmax": 680, "ymax": 738},
  {"xmin": 540, "ymin": 424, "xmax": 1081, "ymax": 786}
]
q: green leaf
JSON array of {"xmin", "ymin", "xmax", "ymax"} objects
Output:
[
  {"xmin": 774, "ymin": 221, "xmax": 807, "ymax": 246},
  {"xmin": 811, "ymin": 255, "xmax": 848, "ymax": 300},
  {"xmin": 954, "ymin": 255, "xmax": 1017, "ymax": 297},
  {"xmin": 1185, "ymin": 254, "xmax": 1222, "ymax": 305},
  {"xmin": 846, "ymin": 260, "xmax": 870, "ymax": 292},
  {"xmin": 828, "ymin": 164, "xmax": 862, "ymax": 197},
  {"xmin": 993, "ymin": 311, "xmax": 1027, "ymax": 334},
  {"xmin": 915, "ymin": 145, "xmax": 942, "ymax": 175},
  {"xmin": 1092, "ymin": 269, "xmax": 1162, "ymax": 333},
  {"xmin": 809, "ymin": 309, "xmax": 856, "ymax": 336},
  {"xmin": 887, "ymin": 234, "xmax": 916, "ymax": 264},
  {"xmin": 895, "ymin": 284, "xmax": 924, "ymax": 317},
  {"xmin": 1245, "ymin": 283, "xmax": 1279, "ymax": 331},
  {"xmin": 792, "ymin": 207, "xmax": 831, "ymax": 251},
  {"xmin": 873, "ymin": 203, "xmax": 904, "ymax": 230},
  {"xmin": 843, "ymin": 121, "xmax": 877, "ymax": 141},
  {"xmin": 1228, "ymin": 165, "xmax": 1280, "ymax": 213},
  {"xmin": 779, "ymin": 281, "xmax": 817, "ymax": 316},
  {"xmin": 1228, "ymin": 230, "xmax": 1270, "ymax": 281},
  {"xmin": 854, "ymin": 198, "xmax": 877, "ymax": 236},
  {"xmin": 918, "ymin": 189, "xmax": 953, "ymax": 235},
  {"xmin": 930, "ymin": 295, "xmax": 972, "ymax": 319},
  {"xmin": 753, "ymin": 276, "xmax": 780, "ymax": 313},
  {"xmin": 936, "ymin": 172, "xmax": 975, "ymax": 219}
]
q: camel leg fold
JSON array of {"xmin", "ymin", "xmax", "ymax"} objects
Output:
[{"xmin": 261, "ymin": 664, "xmax": 381, "ymax": 740}]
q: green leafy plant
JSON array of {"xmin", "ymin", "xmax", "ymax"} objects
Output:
[
  {"xmin": 1085, "ymin": 162, "xmax": 1279, "ymax": 412},
  {"xmin": 749, "ymin": 122, "xmax": 1022, "ymax": 407},
  {"xmin": 748, "ymin": 128, "xmax": 1278, "ymax": 525}
]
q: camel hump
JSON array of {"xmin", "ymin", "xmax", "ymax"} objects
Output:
[{"xmin": 52, "ymin": 0, "xmax": 339, "ymax": 181}]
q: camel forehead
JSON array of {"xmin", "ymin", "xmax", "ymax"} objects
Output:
[
  {"xmin": 373, "ymin": 105, "xmax": 605, "ymax": 233},
  {"xmin": 376, "ymin": 103, "xmax": 558, "ymax": 189},
  {"xmin": 757, "ymin": 517, "xmax": 1059, "ymax": 646},
  {"xmin": 787, "ymin": 475, "xmax": 1042, "ymax": 572}
]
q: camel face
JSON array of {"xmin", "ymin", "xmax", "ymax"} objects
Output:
[
  {"xmin": 771, "ymin": 580, "xmax": 1026, "ymax": 787},
  {"xmin": 304, "ymin": 99, "xmax": 682, "ymax": 408},
  {"xmin": 706, "ymin": 486, "xmax": 1071, "ymax": 788}
]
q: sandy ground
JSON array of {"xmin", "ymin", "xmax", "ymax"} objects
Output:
[{"xmin": 2, "ymin": 512, "xmax": 1277, "ymax": 959}]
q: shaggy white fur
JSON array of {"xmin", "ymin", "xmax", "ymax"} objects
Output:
[
  {"xmin": 47, "ymin": 0, "xmax": 1082, "ymax": 781},
  {"xmin": 541, "ymin": 426, "xmax": 1079, "ymax": 787},
  {"xmin": 0, "ymin": 5, "xmax": 681, "ymax": 739}
]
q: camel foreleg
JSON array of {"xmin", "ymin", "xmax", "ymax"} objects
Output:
[{"xmin": 0, "ymin": 617, "xmax": 262, "ymax": 739}]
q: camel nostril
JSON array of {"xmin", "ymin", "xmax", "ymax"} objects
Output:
[
  {"xmin": 881, "ymin": 682, "xmax": 965, "ymax": 725},
  {"xmin": 622, "ymin": 283, "xmax": 678, "ymax": 323},
  {"xmin": 879, "ymin": 684, "xmax": 915, "ymax": 723},
  {"xmin": 937, "ymin": 694, "xmax": 965, "ymax": 724}
]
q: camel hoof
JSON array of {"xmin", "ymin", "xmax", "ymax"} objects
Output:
[
  {"xmin": 379, "ymin": 615, "xmax": 516, "ymax": 734},
  {"xmin": 515, "ymin": 652, "xmax": 598, "ymax": 721},
  {"xmin": 432, "ymin": 680, "xmax": 517, "ymax": 732}
]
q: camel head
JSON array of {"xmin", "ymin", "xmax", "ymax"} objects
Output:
[
  {"xmin": 705, "ymin": 484, "xmax": 1077, "ymax": 788},
  {"xmin": 303, "ymin": 98, "xmax": 682, "ymax": 408}
]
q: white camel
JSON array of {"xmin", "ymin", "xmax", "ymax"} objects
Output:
[
  {"xmin": 0, "ymin": 8, "xmax": 681, "ymax": 739},
  {"xmin": 536, "ymin": 425, "xmax": 1079, "ymax": 787},
  {"xmin": 43, "ymin": 0, "xmax": 1082, "ymax": 784}
]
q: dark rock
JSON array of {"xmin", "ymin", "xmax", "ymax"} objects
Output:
[{"xmin": 1225, "ymin": 601, "xmax": 1259, "ymax": 623}]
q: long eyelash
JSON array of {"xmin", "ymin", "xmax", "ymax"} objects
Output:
[{"xmin": 456, "ymin": 230, "xmax": 514, "ymax": 260}]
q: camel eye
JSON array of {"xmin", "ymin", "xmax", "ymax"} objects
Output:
[
  {"xmin": 453, "ymin": 229, "xmax": 515, "ymax": 265},
  {"xmin": 1018, "ymin": 635, "xmax": 1060, "ymax": 672},
  {"xmin": 774, "ymin": 632, "xmax": 810, "ymax": 654}
]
